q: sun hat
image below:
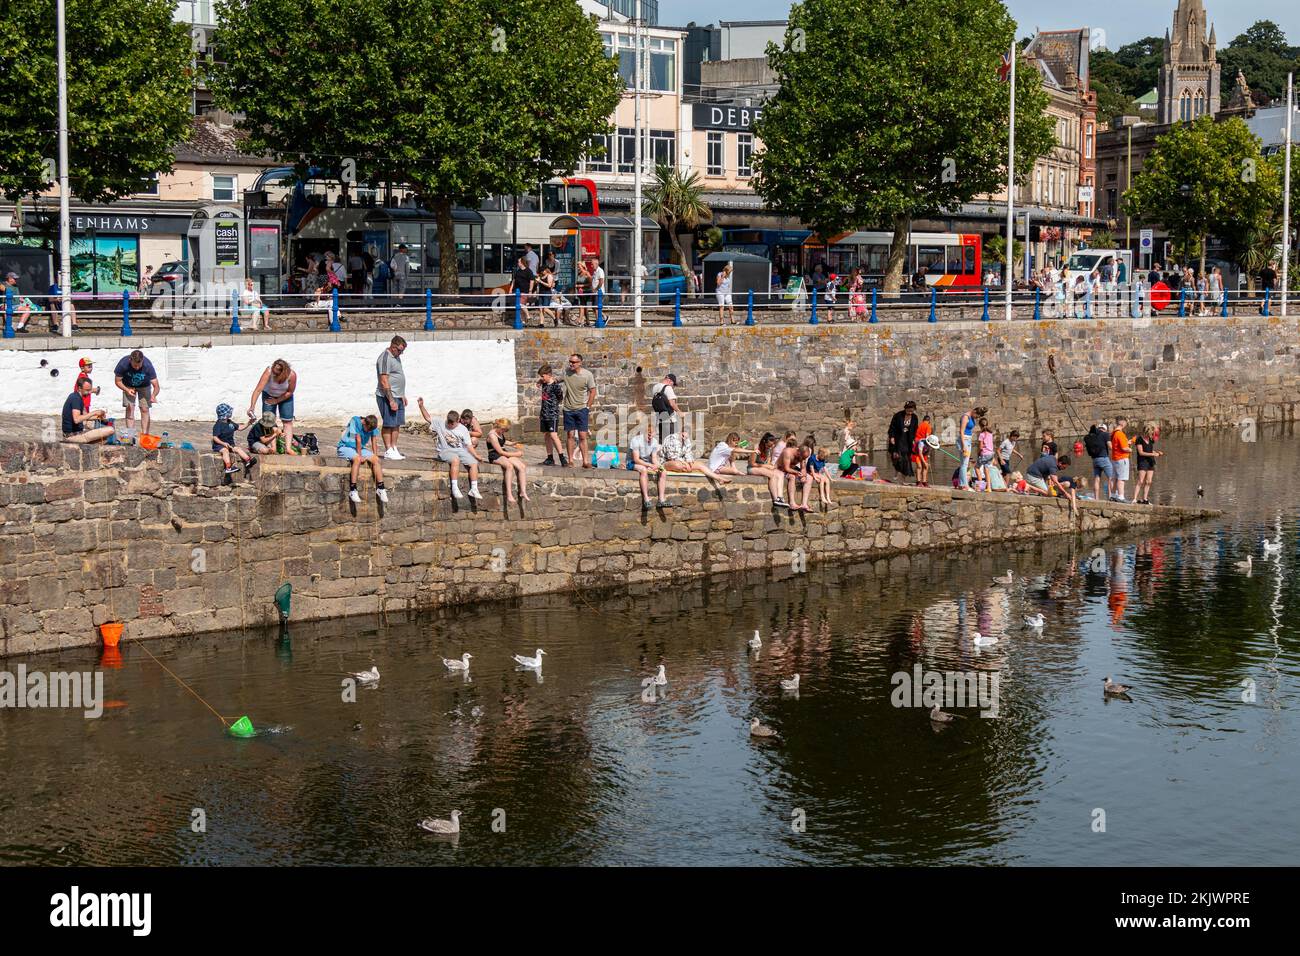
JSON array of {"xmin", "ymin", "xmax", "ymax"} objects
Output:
[{"xmin": 216, "ymin": 403, "xmax": 234, "ymax": 420}]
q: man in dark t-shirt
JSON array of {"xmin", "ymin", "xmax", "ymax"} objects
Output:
[
  {"xmin": 511, "ymin": 257, "xmax": 536, "ymax": 324},
  {"xmin": 61, "ymin": 379, "xmax": 113, "ymax": 444}
]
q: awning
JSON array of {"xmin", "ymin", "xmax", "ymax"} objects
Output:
[{"xmin": 548, "ymin": 214, "xmax": 658, "ymax": 231}]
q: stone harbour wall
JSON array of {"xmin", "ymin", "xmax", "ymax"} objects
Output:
[{"xmin": 0, "ymin": 438, "xmax": 1210, "ymax": 657}]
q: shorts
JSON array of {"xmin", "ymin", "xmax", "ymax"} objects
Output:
[
  {"xmin": 252, "ymin": 441, "xmax": 273, "ymax": 454},
  {"xmin": 976, "ymin": 453, "xmax": 994, "ymax": 467},
  {"xmin": 438, "ymin": 447, "xmax": 477, "ymax": 467},
  {"xmin": 337, "ymin": 445, "xmax": 374, "ymax": 462},
  {"xmin": 1136, "ymin": 459, "xmax": 1155, "ymax": 472},
  {"xmin": 122, "ymin": 389, "xmax": 151, "ymax": 410},
  {"xmin": 1026, "ymin": 474, "xmax": 1049, "ymax": 492},
  {"xmin": 377, "ymin": 394, "xmax": 406, "ymax": 428},
  {"xmin": 1113, "ymin": 458, "xmax": 1130, "ymax": 481},
  {"xmin": 717, "ymin": 292, "xmax": 733, "ymax": 307},
  {"xmin": 1092, "ymin": 457, "xmax": 1114, "ymax": 479},
  {"xmin": 563, "ymin": 408, "xmax": 590, "ymax": 434},
  {"xmin": 263, "ymin": 392, "xmax": 295, "ymax": 421},
  {"xmin": 539, "ymin": 415, "xmax": 559, "ymax": 433}
]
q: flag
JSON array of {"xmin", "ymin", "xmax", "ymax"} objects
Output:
[{"xmin": 998, "ymin": 52, "xmax": 1013, "ymax": 83}]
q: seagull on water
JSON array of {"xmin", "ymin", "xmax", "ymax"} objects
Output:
[
  {"xmin": 972, "ymin": 632, "xmax": 999, "ymax": 647},
  {"xmin": 1263, "ymin": 536, "xmax": 1282, "ymax": 555},
  {"xmin": 1023, "ymin": 614, "xmax": 1045, "ymax": 629},
  {"xmin": 513, "ymin": 649, "xmax": 546, "ymax": 668},
  {"xmin": 418, "ymin": 810, "xmax": 461, "ymax": 834},
  {"xmin": 641, "ymin": 664, "xmax": 667, "ymax": 687},
  {"xmin": 748, "ymin": 630, "xmax": 762, "ymax": 649},
  {"xmin": 992, "ymin": 570, "xmax": 1014, "ymax": 585},
  {"xmin": 443, "ymin": 653, "xmax": 472, "ymax": 671},
  {"xmin": 780, "ymin": 674, "xmax": 800, "ymax": 692},
  {"xmin": 750, "ymin": 717, "xmax": 779, "ymax": 738},
  {"xmin": 929, "ymin": 705, "xmax": 959, "ymax": 723},
  {"xmin": 1103, "ymin": 676, "xmax": 1134, "ymax": 696},
  {"xmin": 1235, "ymin": 554, "xmax": 1253, "ymax": 573},
  {"xmin": 349, "ymin": 666, "xmax": 380, "ymax": 684}
]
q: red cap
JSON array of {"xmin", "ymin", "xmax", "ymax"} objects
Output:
[{"xmin": 78, "ymin": 357, "xmax": 93, "ymax": 369}]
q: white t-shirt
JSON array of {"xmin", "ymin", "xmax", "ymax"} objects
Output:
[
  {"xmin": 717, "ymin": 271, "xmax": 733, "ymax": 295},
  {"xmin": 525, "ymin": 250, "xmax": 540, "ymax": 274},
  {"xmin": 629, "ymin": 433, "xmax": 660, "ymax": 465},
  {"xmin": 999, "ymin": 438, "xmax": 1015, "ymax": 462},
  {"xmin": 651, "ymin": 382, "xmax": 677, "ymax": 419},
  {"xmin": 591, "ymin": 266, "xmax": 606, "ymax": 292},
  {"xmin": 453, "ymin": 423, "xmax": 474, "ymax": 448},
  {"xmin": 707, "ymin": 441, "xmax": 734, "ymax": 472},
  {"xmin": 433, "ymin": 422, "xmax": 463, "ymax": 455}
]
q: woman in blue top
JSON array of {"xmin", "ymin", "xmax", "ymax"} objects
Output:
[
  {"xmin": 958, "ymin": 405, "xmax": 987, "ymax": 490},
  {"xmin": 337, "ymin": 413, "xmax": 387, "ymax": 504}
]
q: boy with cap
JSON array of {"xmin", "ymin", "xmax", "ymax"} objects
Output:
[
  {"xmin": 74, "ymin": 358, "xmax": 101, "ymax": 413},
  {"xmin": 212, "ymin": 404, "xmax": 256, "ymax": 475}
]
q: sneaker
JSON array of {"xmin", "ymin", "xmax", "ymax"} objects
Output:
[
  {"xmin": 451, "ymin": 486, "xmax": 464, "ymax": 499},
  {"xmin": 383, "ymin": 447, "xmax": 405, "ymax": 461},
  {"xmin": 243, "ymin": 458, "xmax": 256, "ymax": 473},
  {"xmin": 348, "ymin": 489, "xmax": 362, "ymax": 503},
  {"xmin": 658, "ymin": 498, "xmax": 674, "ymax": 508},
  {"xmin": 376, "ymin": 488, "xmax": 389, "ymax": 504},
  {"xmin": 773, "ymin": 498, "xmax": 789, "ymax": 509},
  {"xmin": 559, "ymin": 455, "xmax": 569, "ymax": 467},
  {"xmin": 467, "ymin": 487, "xmax": 483, "ymax": 500},
  {"xmin": 224, "ymin": 465, "xmax": 240, "ymax": 475},
  {"xmin": 541, "ymin": 456, "xmax": 556, "ymax": 467},
  {"xmin": 641, "ymin": 498, "xmax": 652, "ymax": 511}
]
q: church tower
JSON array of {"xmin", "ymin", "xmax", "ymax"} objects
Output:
[{"xmin": 1157, "ymin": 0, "xmax": 1221, "ymax": 124}]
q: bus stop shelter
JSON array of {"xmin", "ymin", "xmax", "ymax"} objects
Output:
[{"xmin": 547, "ymin": 214, "xmax": 658, "ymax": 295}]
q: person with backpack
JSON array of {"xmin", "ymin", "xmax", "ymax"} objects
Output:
[
  {"xmin": 1084, "ymin": 422, "xmax": 1113, "ymax": 501},
  {"xmin": 651, "ymin": 373, "xmax": 681, "ymax": 443}
]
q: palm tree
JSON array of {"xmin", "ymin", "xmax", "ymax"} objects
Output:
[
  {"xmin": 642, "ymin": 164, "xmax": 713, "ymax": 276},
  {"xmin": 1239, "ymin": 220, "xmax": 1282, "ymax": 294}
]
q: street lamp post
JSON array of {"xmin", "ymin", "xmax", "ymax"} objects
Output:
[
  {"xmin": 1282, "ymin": 72, "xmax": 1293, "ymax": 317},
  {"xmin": 632, "ymin": 0, "xmax": 644, "ymax": 329},
  {"xmin": 56, "ymin": 0, "xmax": 73, "ymax": 337}
]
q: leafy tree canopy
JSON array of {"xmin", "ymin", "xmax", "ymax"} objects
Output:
[
  {"xmin": 0, "ymin": 0, "xmax": 192, "ymax": 203},
  {"xmin": 1219, "ymin": 20, "xmax": 1300, "ymax": 104},
  {"xmin": 211, "ymin": 0, "xmax": 623, "ymax": 291},
  {"xmin": 752, "ymin": 0, "xmax": 1055, "ymax": 293}
]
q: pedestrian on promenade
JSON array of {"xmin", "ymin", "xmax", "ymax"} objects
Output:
[
  {"xmin": 574, "ymin": 258, "xmax": 592, "ymax": 326},
  {"xmin": 590, "ymin": 259, "xmax": 606, "ymax": 323},
  {"xmin": 139, "ymin": 265, "xmax": 154, "ymax": 294},
  {"xmin": 887, "ymin": 400, "xmax": 919, "ymax": 482},
  {"xmin": 113, "ymin": 349, "xmax": 160, "ymax": 438},
  {"xmin": 523, "ymin": 243, "xmax": 540, "ymax": 276},
  {"xmin": 418, "ymin": 402, "xmax": 481, "ymax": 500},
  {"xmin": 562, "ymin": 353, "xmax": 596, "ymax": 468},
  {"xmin": 248, "ymin": 358, "xmax": 298, "ymax": 450},
  {"xmin": 1209, "ymin": 267, "xmax": 1224, "ymax": 313},
  {"xmin": 390, "ymin": 244, "xmax": 410, "ymax": 299},
  {"xmin": 627, "ymin": 416, "xmax": 670, "ymax": 510},
  {"xmin": 1259, "ymin": 261, "xmax": 1277, "ymax": 314},
  {"xmin": 511, "ymin": 256, "xmax": 536, "ymax": 325},
  {"xmin": 348, "ymin": 249, "xmax": 367, "ymax": 294},
  {"xmin": 651, "ymin": 372, "xmax": 682, "ymax": 443},
  {"xmin": 848, "ymin": 268, "xmax": 867, "ymax": 321},
  {"xmin": 336, "ymin": 412, "xmax": 387, "ymax": 503},
  {"xmin": 536, "ymin": 266, "xmax": 558, "ymax": 327},
  {"xmin": 716, "ymin": 262, "xmax": 735, "ymax": 324},
  {"xmin": 61, "ymin": 377, "xmax": 114, "ymax": 444},
  {"xmin": 537, "ymin": 364, "xmax": 566, "ymax": 466},
  {"xmin": 375, "ymin": 335, "xmax": 408, "ymax": 460},
  {"xmin": 1084, "ymin": 423, "xmax": 1113, "ymax": 501},
  {"xmin": 485, "ymin": 419, "xmax": 530, "ymax": 503}
]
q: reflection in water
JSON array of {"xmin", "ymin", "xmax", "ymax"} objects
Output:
[{"xmin": 1, "ymin": 427, "xmax": 1299, "ymax": 865}]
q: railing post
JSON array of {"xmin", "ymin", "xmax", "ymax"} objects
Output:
[
  {"xmin": 745, "ymin": 289, "xmax": 755, "ymax": 326},
  {"xmin": 1262, "ymin": 287, "xmax": 1271, "ymax": 317},
  {"xmin": 869, "ymin": 287, "xmax": 878, "ymax": 323},
  {"xmin": 1033, "ymin": 287, "xmax": 1041, "ymax": 321},
  {"xmin": 4, "ymin": 286, "xmax": 14, "ymax": 338},
  {"xmin": 1085, "ymin": 286, "xmax": 1093, "ymax": 319},
  {"xmin": 424, "ymin": 288, "xmax": 434, "ymax": 331},
  {"xmin": 229, "ymin": 289, "xmax": 241, "ymax": 334},
  {"xmin": 595, "ymin": 288, "xmax": 606, "ymax": 328},
  {"xmin": 513, "ymin": 288, "xmax": 523, "ymax": 329},
  {"xmin": 330, "ymin": 287, "xmax": 341, "ymax": 332},
  {"xmin": 1220, "ymin": 288, "xmax": 1229, "ymax": 318},
  {"xmin": 927, "ymin": 287, "xmax": 937, "ymax": 323},
  {"xmin": 673, "ymin": 288, "xmax": 683, "ymax": 327},
  {"xmin": 981, "ymin": 287, "xmax": 990, "ymax": 322},
  {"xmin": 121, "ymin": 289, "xmax": 133, "ymax": 337},
  {"xmin": 809, "ymin": 287, "xmax": 819, "ymax": 325},
  {"xmin": 1177, "ymin": 286, "xmax": 1187, "ymax": 317}
]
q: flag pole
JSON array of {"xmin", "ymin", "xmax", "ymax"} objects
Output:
[{"xmin": 1004, "ymin": 40, "xmax": 1016, "ymax": 321}]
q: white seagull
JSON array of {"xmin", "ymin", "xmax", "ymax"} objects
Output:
[
  {"xmin": 1023, "ymin": 614, "xmax": 1045, "ymax": 629},
  {"xmin": 1262, "ymin": 536, "xmax": 1282, "ymax": 555},
  {"xmin": 929, "ymin": 705, "xmax": 958, "ymax": 723},
  {"xmin": 780, "ymin": 674, "xmax": 801, "ymax": 692},
  {"xmin": 749, "ymin": 717, "xmax": 779, "ymax": 738},
  {"xmin": 443, "ymin": 652, "xmax": 472, "ymax": 671},
  {"xmin": 992, "ymin": 570, "xmax": 1014, "ymax": 585},
  {"xmin": 748, "ymin": 630, "xmax": 762, "ymax": 649},
  {"xmin": 972, "ymin": 632, "xmax": 999, "ymax": 647},
  {"xmin": 513, "ymin": 649, "xmax": 546, "ymax": 669},
  {"xmin": 349, "ymin": 666, "xmax": 380, "ymax": 684},
  {"xmin": 418, "ymin": 810, "xmax": 461, "ymax": 834},
  {"xmin": 641, "ymin": 664, "xmax": 667, "ymax": 687}
]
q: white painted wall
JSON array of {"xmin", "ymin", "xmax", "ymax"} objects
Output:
[{"xmin": 3, "ymin": 337, "xmax": 519, "ymax": 427}]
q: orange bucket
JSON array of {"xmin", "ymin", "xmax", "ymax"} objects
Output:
[
  {"xmin": 138, "ymin": 434, "xmax": 162, "ymax": 450},
  {"xmin": 99, "ymin": 622, "xmax": 124, "ymax": 647}
]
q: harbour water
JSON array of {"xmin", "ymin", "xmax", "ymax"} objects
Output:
[{"xmin": 2, "ymin": 425, "xmax": 1298, "ymax": 865}]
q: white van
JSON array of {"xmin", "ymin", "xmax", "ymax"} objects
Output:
[{"xmin": 1063, "ymin": 249, "xmax": 1133, "ymax": 288}]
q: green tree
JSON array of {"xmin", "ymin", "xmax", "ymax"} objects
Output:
[
  {"xmin": 211, "ymin": 0, "xmax": 622, "ymax": 293},
  {"xmin": 1123, "ymin": 116, "xmax": 1280, "ymax": 276},
  {"xmin": 752, "ymin": 0, "xmax": 1055, "ymax": 295},
  {"xmin": 0, "ymin": 0, "xmax": 191, "ymax": 202},
  {"xmin": 983, "ymin": 234, "xmax": 1023, "ymax": 271},
  {"xmin": 642, "ymin": 165, "xmax": 713, "ymax": 275},
  {"xmin": 1219, "ymin": 20, "xmax": 1300, "ymax": 104}
]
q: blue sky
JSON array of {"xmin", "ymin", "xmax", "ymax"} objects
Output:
[{"xmin": 658, "ymin": 1, "xmax": 1300, "ymax": 49}]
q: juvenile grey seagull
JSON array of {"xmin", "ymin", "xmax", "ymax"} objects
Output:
[
  {"xmin": 443, "ymin": 653, "xmax": 472, "ymax": 671},
  {"xmin": 780, "ymin": 674, "xmax": 800, "ymax": 692},
  {"xmin": 1023, "ymin": 614, "xmax": 1045, "ymax": 629},
  {"xmin": 419, "ymin": 810, "xmax": 461, "ymax": 834},
  {"xmin": 929, "ymin": 705, "xmax": 957, "ymax": 723},
  {"xmin": 749, "ymin": 717, "xmax": 779, "ymax": 738},
  {"xmin": 1103, "ymin": 676, "xmax": 1134, "ymax": 696},
  {"xmin": 641, "ymin": 664, "xmax": 667, "ymax": 687},
  {"xmin": 349, "ymin": 666, "xmax": 380, "ymax": 684},
  {"xmin": 992, "ymin": 570, "xmax": 1014, "ymax": 585},
  {"xmin": 513, "ymin": 649, "xmax": 546, "ymax": 668},
  {"xmin": 748, "ymin": 630, "xmax": 762, "ymax": 650}
]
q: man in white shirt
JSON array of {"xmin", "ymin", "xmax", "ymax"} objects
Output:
[
  {"xmin": 650, "ymin": 372, "xmax": 681, "ymax": 443},
  {"xmin": 390, "ymin": 244, "xmax": 410, "ymax": 298},
  {"xmin": 627, "ymin": 420, "xmax": 669, "ymax": 509},
  {"xmin": 590, "ymin": 260, "xmax": 606, "ymax": 300},
  {"xmin": 523, "ymin": 243, "xmax": 540, "ymax": 276},
  {"xmin": 707, "ymin": 432, "xmax": 746, "ymax": 476}
]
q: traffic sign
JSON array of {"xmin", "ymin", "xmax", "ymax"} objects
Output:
[{"xmin": 1139, "ymin": 229, "xmax": 1153, "ymax": 251}]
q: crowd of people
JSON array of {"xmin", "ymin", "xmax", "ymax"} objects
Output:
[{"xmin": 54, "ymin": 340, "xmax": 1164, "ymax": 514}]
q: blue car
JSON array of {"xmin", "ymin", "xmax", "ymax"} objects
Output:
[{"xmin": 645, "ymin": 263, "xmax": 692, "ymax": 304}]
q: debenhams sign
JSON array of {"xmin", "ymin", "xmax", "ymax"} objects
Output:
[
  {"xmin": 692, "ymin": 103, "xmax": 763, "ymax": 132},
  {"xmin": 28, "ymin": 210, "xmax": 192, "ymax": 234}
]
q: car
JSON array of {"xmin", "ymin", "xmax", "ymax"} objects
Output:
[
  {"xmin": 644, "ymin": 263, "xmax": 691, "ymax": 304},
  {"xmin": 148, "ymin": 260, "xmax": 190, "ymax": 297}
]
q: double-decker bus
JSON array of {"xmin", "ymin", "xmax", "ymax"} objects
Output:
[
  {"xmin": 803, "ymin": 230, "xmax": 982, "ymax": 288},
  {"xmin": 480, "ymin": 178, "xmax": 601, "ymax": 288}
]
